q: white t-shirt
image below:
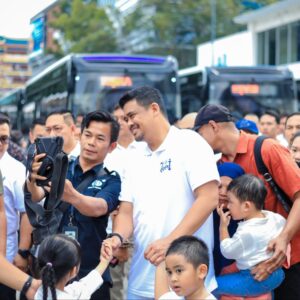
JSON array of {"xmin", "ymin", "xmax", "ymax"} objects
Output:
[
  {"xmin": 34, "ymin": 270, "xmax": 103, "ymax": 300},
  {"xmin": 120, "ymin": 126, "xmax": 220, "ymax": 298},
  {"xmin": 221, "ymin": 210, "xmax": 286, "ymax": 270},
  {"xmin": 0, "ymin": 152, "xmax": 26, "ymax": 262},
  {"xmin": 159, "ymin": 291, "xmax": 216, "ymax": 300}
]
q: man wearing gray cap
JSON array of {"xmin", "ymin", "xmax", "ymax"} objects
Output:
[{"xmin": 194, "ymin": 103, "xmax": 300, "ymax": 300}]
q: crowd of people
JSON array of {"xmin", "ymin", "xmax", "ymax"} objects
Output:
[{"xmin": 0, "ymin": 86, "xmax": 299, "ymax": 300}]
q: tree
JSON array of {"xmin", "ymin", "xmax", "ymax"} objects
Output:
[
  {"xmin": 49, "ymin": 0, "xmax": 118, "ymax": 57},
  {"xmin": 123, "ymin": 0, "xmax": 278, "ymax": 68}
]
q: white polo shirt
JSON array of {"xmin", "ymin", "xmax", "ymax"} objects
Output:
[
  {"xmin": 0, "ymin": 152, "xmax": 26, "ymax": 262},
  {"xmin": 120, "ymin": 126, "xmax": 220, "ymax": 298},
  {"xmin": 68, "ymin": 141, "xmax": 81, "ymax": 161}
]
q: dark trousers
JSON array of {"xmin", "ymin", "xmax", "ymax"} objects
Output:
[
  {"xmin": 91, "ymin": 281, "xmax": 111, "ymax": 300},
  {"xmin": 275, "ymin": 262, "xmax": 300, "ymax": 300},
  {"xmin": 0, "ymin": 283, "xmax": 16, "ymax": 300}
]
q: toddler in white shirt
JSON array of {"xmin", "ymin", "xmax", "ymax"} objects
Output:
[{"xmin": 214, "ymin": 174, "xmax": 286, "ymax": 298}]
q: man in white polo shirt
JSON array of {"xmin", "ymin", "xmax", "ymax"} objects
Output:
[{"xmin": 102, "ymin": 86, "xmax": 220, "ymax": 299}]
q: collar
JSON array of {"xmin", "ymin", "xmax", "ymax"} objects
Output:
[
  {"xmin": 0, "ymin": 151, "xmax": 10, "ymax": 163},
  {"xmin": 144, "ymin": 126, "xmax": 176, "ymax": 155},
  {"xmin": 235, "ymin": 131, "xmax": 250, "ymax": 154},
  {"xmin": 72, "ymin": 157, "xmax": 104, "ymax": 176},
  {"xmin": 221, "ymin": 131, "xmax": 249, "ymax": 162}
]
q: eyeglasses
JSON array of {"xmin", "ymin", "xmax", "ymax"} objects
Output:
[{"xmin": 0, "ymin": 135, "xmax": 9, "ymax": 145}]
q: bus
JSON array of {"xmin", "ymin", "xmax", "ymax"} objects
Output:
[
  {"xmin": 0, "ymin": 88, "xmax": 24, "ymax": 129},
  {"xmin": 22, "ymin": 53, "xmax": 180, "ymax": 130},
  {"xmin": 179, "ymin": 66, "xmax": 298, "ymax": 117}
]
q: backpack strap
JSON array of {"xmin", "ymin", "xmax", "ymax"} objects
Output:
[{"xmin": 254, "ymin": 135, "xmax": 292, "ymax": 213}]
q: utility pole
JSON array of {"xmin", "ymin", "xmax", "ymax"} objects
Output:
[{"xmin": 210, "ymin": 0, "xmax": 216, "ymax": 66}]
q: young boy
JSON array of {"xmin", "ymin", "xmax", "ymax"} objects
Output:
[
  {"xmin": 215, "ymin": 174, "xmax": 286, "ymax": 298},
  {"xmin": 155, "ymin": 236, "xmax": 216, "ymax": 300}
]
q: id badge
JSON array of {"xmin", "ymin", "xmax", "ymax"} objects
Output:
[{"xmin": 62, "ymin": 226, "xmax": 78, "ymax": 240}]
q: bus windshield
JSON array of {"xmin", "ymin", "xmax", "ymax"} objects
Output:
[
  {"xmin": 25, "ymin": 54, "xmax": 180, "ymax": 129},
  {"xmin": 210, "ymin": 80, "xmax": 296, "ymax": 115},
  {"xmin": 72, "ymin": 71, "xmax": 177, "ymax": 121}
]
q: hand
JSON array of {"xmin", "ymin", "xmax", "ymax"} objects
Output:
[
  {"xmin": 114, "ymin": 247, "xmax": 130, "ymax": 263},
  {"xmin": 217, "ymin": 204, "xmax": 231, "ymax": 227},
  {"xmin": 101, "ymin": 237, "xmax": 122, "ymax": 261},
  {"xmin": 251, "ymin": 260, "xmax": 272, "ymax": 281},
  {"xmin": 13, "ymin": 254, "xmax": 28, "ymax": 273},
  {"xmin": 26, "ymin": 279, "xmax": 41, "ymax": 300},
  {"xmin": 28, "ymin": 153, "xmax": 47, "ymax": 183},
  {"xmin": 265, "ymin": 235, "xmax": 288, "ymax": 273},
  {"xmin": 100, "ymin": 241, "xmax": 113, "ymax": 263},
  {"xmin": 62, "ymin": 180, "xmax": 76, "ymax": 203},
  {"xmin": 144, "ymin": 237, "xmax": 171, "ymax": 266}
]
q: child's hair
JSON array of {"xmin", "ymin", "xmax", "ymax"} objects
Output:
[
  {"xmin": 166, "ymin": 236, "xmax": 209, "ymax": 269},
  {"xmin": 37, "ymin": 234, "xmax": 81, "ymax": 300},
  {"xmin": 227, "ymin": 174, "xmax": 267, "ymax": 210}
]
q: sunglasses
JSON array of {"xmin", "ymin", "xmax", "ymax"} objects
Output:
[{"xmin": 0, "ymin": 135, "xmax": 9, "ymax": 145}]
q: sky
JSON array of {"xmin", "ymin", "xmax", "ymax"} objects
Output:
[{"xmin": 0, "ymin": 0, "xmax": 56, "ymax": 39}]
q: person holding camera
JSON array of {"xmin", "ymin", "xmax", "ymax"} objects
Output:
[{"xmin": 26, "ymin": 110, "xmax": 121, "ymax": 300}]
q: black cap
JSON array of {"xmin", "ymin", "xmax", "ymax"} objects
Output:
[{"xmin": 194, "ymin": 104, "xmax": 234, "ymax": 131}]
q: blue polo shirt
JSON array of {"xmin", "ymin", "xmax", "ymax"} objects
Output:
[{"xmin": 59, "ymin": 158, "xmax": 121, "ymax": 282}]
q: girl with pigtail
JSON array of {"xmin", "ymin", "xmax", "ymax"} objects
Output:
[{"xmin": 34, "ymin": 234, "xmax": 112, "ymax": 300}]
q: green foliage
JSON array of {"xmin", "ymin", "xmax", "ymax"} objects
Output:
[
  {"xmin": 123, "ymin": 0, "xmax": 279, "ymax": 67},
  {"xmin": 50, "ymin": 0, "xmax": 118, "ymax": 56}
]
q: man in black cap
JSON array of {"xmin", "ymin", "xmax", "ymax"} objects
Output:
[{"xmin": 194, "ymin": 103, "xmax": 300, "ymax": 300}]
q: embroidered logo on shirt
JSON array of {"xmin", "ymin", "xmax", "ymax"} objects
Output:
[
  {"xmin": 88, "ymin": 179, "xmax": 104, "ymax": 190},
  {"xmin": 160, "ymin": 159, "xmax": 172, "ymax": 173}
]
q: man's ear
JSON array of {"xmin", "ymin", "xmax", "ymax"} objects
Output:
[
  {"xmin": 208, "ymin": 120, "xmax": 219, "ymax": 132},
  {"xmin": 150, "ymin": 102, "xmax": 161, "ymax": 116},
  {"xmin": 109, "ymin": 141, "xmax": 117, "ymax": 153}
]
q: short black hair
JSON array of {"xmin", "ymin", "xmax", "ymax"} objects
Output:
[
  {"xmin": 46, "ymin": 110, "xmax": 75, "ymax": 125},
  {"xmin": 260, "ymin": 110, "xmax": 280, "ymax": 124},
  {"xmin": 81, "ymin": 110, "xmax": 120, "ymax": 143},
  {"xmin": 228, "ymin": 174, "xmax": 267, "ymax": 210},
  {"xmin": 166, "ymin": 236, "xmax": 209, "ymax": 269},
  {"xmin": 286, "ymin": 112, "xmax": 300, "ymax": 126},
  {"xmin": 30, "ymin": 118, "xmax": 45, "ymax": 130},
  {"xmin": 0, "ymin": 113, "xmax": 10, "ymax": 126},
  {"xmin": 119, "ymin": 86, "xmax": 167, "ymax": 117}
]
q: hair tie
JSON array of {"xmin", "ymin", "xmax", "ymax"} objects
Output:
[{"xmin": 46, "ymin": 262, "xmax": 52, "ymax": 267}]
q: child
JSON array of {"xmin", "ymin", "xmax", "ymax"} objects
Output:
[
  {"xmin": 155, "ymin": 236, "xmax": 216, "ymax": 300},
  {"xmin": 215, "ymin": 174, "xmax": 286, "ymax": 298},
  {"xmin": 34, "ymin": 234, "xmax": 112, "ymax": 300}
]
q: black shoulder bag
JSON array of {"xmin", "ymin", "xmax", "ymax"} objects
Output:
[{"xmin": 254, "ymin": 135, "xmax": 292, "ymax": 214}]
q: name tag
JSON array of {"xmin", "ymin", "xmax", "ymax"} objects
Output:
[{"xmin": 62, "ymin": 226, "xmax": 78, "ymax": 240}]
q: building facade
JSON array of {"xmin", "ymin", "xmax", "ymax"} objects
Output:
[{"xmin": 0, "ymin": 36, "xmax": 31, "ymax": 97}]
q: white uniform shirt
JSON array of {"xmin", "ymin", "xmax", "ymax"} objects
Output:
[
  {"xmin": 68, "ymin": 142, "xmax": 81, "ymax": 161},
  {"xmin": 221, "ymin": 210, "xmax": 286, "ymax": 270},
  {"xmin": 34, "ymin": 270, "xmax": 103, "ymax": 299},
  {"xmin": 104, "ymin": 141, "xmax": 145, "ymax": 233},
  {"xmin": 120, "ymin": 126, "xmax": 220, "ymax": 298},
  {"xmin": 0, "ymin": 152, "xmax": 26, "ymax": 262}
]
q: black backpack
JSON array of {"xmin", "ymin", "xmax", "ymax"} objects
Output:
[{"xmin": 254, "ymin": 135, "xmax": 292, "ymax": 214}]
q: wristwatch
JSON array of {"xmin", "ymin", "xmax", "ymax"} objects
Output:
[
  {"xmin": 18, "ymin": 249, "xmax": 31, "ymax": 259},
  {"xmin": 107, "ymin": 233, "xmax": 123, "ymax": 244}
]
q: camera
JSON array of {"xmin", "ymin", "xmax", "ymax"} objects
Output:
[{"xmin": 35, "ymin": 136, "xmax": 64, "ymax": 186}]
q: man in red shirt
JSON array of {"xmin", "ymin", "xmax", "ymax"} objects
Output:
[{"xmin": 194, "ymin": 104, "xmax": 300, "ymax": 300}]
